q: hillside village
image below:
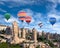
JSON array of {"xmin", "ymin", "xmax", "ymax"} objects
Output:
[{"xmin": 0, "ymin": 21, "xmax": 60, "ymax": 48}]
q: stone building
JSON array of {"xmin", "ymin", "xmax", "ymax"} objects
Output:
[
  {"xmin": 0, "ymin": 25, "xmax": 7, "ymax": 30},
  {"xmin": 9, "ymin": 21, "xmax": 38, "ymax": 48},
  {"xmin": 10, "ymin": 21, "xmax": 26, "ymax": 44},
  {"xmin": 6, "ymin": 26, "xmax": 12, "ymax": 35},
  {"xmin": 32, "ymin": 28, "xmax": 37, "ymax": 43},
  {"xmin": 0, "ymin": 21, "xmax": 52, "ymax": 48}
]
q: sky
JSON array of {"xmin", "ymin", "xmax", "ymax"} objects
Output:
[{"xmin": 0, "ymin": 0, "xmax": 60, "ymax": 34}]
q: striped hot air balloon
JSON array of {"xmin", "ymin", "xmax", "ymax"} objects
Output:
[
  {"xmin": 17, "ymin": 12, "xmax": 27, "ymax": 22},
  {"xmin": 18, "ymin": 12, "xmax": 26, "ymax": 17},
  {"xmin": 38, "ymin": 22, "xmax": 43, "ymax": 28}
]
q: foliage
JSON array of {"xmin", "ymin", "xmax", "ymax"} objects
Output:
[
  {"xmin": 0, "ymin": 42, "xmax": 21, "ymax": 48},
  {"xmin": 47, "ymin": 40, "xmax": 54, "ymax": 47},
  {"xmin": 10, "ymin": 44, "xmax": 21, "ymax": 48},
  {"xmin": 37, "ymin": 35, "xmax": 55, "ymax": 48},
  {"xmin": 53, "ymin": 39, "xmax": 58, "ymax": 42},
  {"xmin": 37, "ymin": 36, "xmax": 46, "ymax": 42}
]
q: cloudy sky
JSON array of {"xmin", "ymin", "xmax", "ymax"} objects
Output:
[{"xmin": 0, "ymin": 0, "xmax": 60, "ymax": 34}]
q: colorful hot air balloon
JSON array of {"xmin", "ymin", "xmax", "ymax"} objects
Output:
[
  {"xmin": 38, "ymin": 22, "xmax": 43, "ymax": 28},
  {"xmin": 49, "ymin": 17, "xmax": 56, "ymax": 26},
  {"xmin": 4, "ymin": 13, "xmax": 10, "ymax": 20},
  {"xmin": 19, "ymin": 16, "xmax": 25, "ymax": 22},
  {"xmin": 17, "ymin": 11, "xmax": 27, "ymax": 22},
  {"xmin": 18, "ymin": 12, "xmax": 26, "ymax": 16},
  {"xmin": 25, "ymin": 16, "xmax": 31, "ymax": 24}
]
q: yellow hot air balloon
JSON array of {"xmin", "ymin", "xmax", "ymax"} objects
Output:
[
  {"xmin": 18, "ymin": 12, "xmax": 27, "ymax": 17},
  {"xmin": 17, "ymin": 11, "xmax": 27, "ymax": 22}
]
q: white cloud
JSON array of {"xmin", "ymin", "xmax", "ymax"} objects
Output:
[
  {"xmin": 0, "ymin": 0, "xmax": 35, "ymax": 4},
  {"xmin": 48, "ymin": 13, "xmax": 60, "ymax": 22},
  {"xmin": 47, "ymin": 0, "xmax": 57, "ymax": 7},
  {"xmin": 22, "ymin": 9, "xmax": 35, "ymax": 23},
  {"xmin": 57, "ymin": 0, "xmax": 60, "ymax": 3},
  {"xmin": 0, "ymin": 8, "xmax": 7, "ymax": 12},
  {"xmin": 19, "ymin": 9, "xmax": 34, "ymax": 16},
  {"xmin": 46, "ymin": 0, "xmax": 60, "ymax": 16},
  {"xmin": 52, "ymin": 23, "xmax": 60, "ymax": 33},
  {"xmin": 36, "ymin": 20, "xmax": 60, "ymax": 33},
  {"xmin": 0, "ymin": 0, "xmax": 43, "ymax": 8},
  {"xmin": 44, "ymin": 23, "xmax": 60, "ymax": 34},
  {"xmin": 0, "ymin": 1, "xmax": 5, "ymax": 5},
  {"xmin": 18, "ymin": 9, "xmax": 43, "ymax": 29},
  {"xmin": 0, "ymin": 0, "xmax": 35, "ymax": 8},
  {"xmin": 4, "ymin": 16, "xmax": 20, "ymax": 23},
  {"xmin": 47, "ymin": 0, "xmax": 57, "ymax": 3},
  {"xmin": 47, "ymin": 0, "xmax": 60, "ymax": 3},
  {"xmin": 46, "ymin": 0, "xmax": 60, "ymax": 12},
  {"xmin": 18, "ymin": 9, "xmax": 41, "ymax": 23}
]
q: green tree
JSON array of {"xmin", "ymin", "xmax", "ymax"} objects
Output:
[{"xmin": 37, "ymin": 36, "xmax": 46, "ymax": 42}]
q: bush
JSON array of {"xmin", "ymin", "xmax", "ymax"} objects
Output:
[
  {"xmin": 37, "ymin": 36, "xmax": 46, "ymax": 42},
  {"xmin": 48, "ymin": 40, "xmax": 54, "ymax": 47},
  {"xmin": 0, "ymin": 43, "xmax": 21, "ymax": 48}
]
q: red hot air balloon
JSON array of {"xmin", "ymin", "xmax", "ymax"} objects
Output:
[
  {"xmin": 17, "ymin": 11, "xmax": 27, "ymax": 22},
  {"xmin": 25, "ymin": 16, "xmax": 31, "ymax": 24}
]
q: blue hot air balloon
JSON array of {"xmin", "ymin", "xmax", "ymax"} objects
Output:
[{"xmin": 49, "ymin": 17, "xmax": 56, "ymax": 25}]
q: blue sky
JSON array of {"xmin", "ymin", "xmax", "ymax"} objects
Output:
[{"xmin": 0, "ymin": 0, "xmax": 60, "ymax": 34}]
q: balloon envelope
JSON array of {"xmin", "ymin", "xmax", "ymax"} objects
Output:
[
  {"xmin": 25, "ymin": 16, "xmax": 31, "ymax": 24},
  {"xmin": 49, "ymin": 17, "xmax": 56, "ymax": 25},
  {"xmin": 19, "ymin": 16, "xmax": 25, "ymax": 22},
  {"xmin": 38, "ymin": 22, "xmax": 43, "ymax": 28},
  {"xmin": 4, "ymin": 13, "xmax": 10, "ymax": 20},
  {"xmin": 18, "ymin": 11, "xmax": 27, "ymax": 22},
  {"xmin": 18, "ymin": 12, "xmax": 27, "ymax": 17}
]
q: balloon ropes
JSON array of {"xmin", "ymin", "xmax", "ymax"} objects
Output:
[
  {"xmin": 49, "ymin": 17, "xmax": 56, "ymax": 26},
  {"xmin": 17, "ymin": 11, "xmax": 27, "ymax": 22},
  {"xmin": 4, "ymin": 13, "xmax": 10, "ymax": 20}
]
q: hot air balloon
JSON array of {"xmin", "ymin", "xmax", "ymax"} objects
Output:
[
  {"xmin": 17, "ymin": 11, "xmax": 27, "ymax": 22},
  {"xmin": 38, "ymin": 22, "xmax": 43, "ymax": 28},
  {"xmin": 25, "ymin": 16, "xmax": 31, "ymax": 24},
  {"xmin": 4, "ymin": 13, "xmax": 10, "ymax": 20},
  {"xmin": 49, "ymin": 17, "xmax": 56, "ymax": 26}
]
